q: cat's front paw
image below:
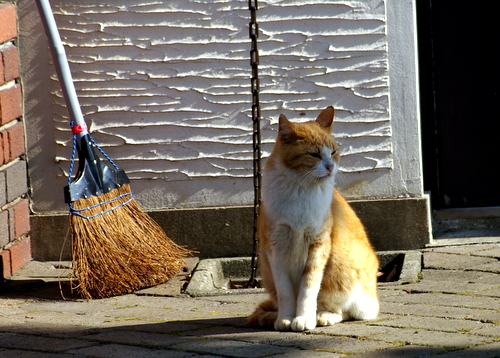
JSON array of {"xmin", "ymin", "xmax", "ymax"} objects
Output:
[
  {"xmin": 317, "ymin": 311, "xmax": 342, "ymax": 326},
  {"xmin": 291, "ymin": 316, "xmax": 316, "ymax": 331},
  {"xmin": 274, "ymin": 316, "xmax": 293, "ymax": 331}
]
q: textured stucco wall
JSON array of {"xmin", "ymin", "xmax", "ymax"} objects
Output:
[{"xmin": 19, "ymin": 0, "xmax": 422, "ymax": 213}]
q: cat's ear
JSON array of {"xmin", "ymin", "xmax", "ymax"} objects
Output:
[
  {"xmin": 315, "ymin": 106, "xmax": 334, "ymax": 131},
  {"xmin": 278, "ymin": 114, "xmax": 299, "ymax": 143}
]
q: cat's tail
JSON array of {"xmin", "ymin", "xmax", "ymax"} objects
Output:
[{"xmin": 246, "ymin": 299, "xmax": 278, "ymax": 327}]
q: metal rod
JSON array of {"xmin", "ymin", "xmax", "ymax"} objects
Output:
[
  {"xmin": 35, "ymin": 0, "xmax": 88, "ymax": 138},
  {"xmin": 248, "ymin": 0, "xmax": 262, "ymax": 288}
]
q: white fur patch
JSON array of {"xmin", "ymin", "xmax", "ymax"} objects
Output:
[
  {"xmin": 318, "ymin": 284, "xmax": 379, "ymax": 322},
  {"xmin": 263, "ymin": 145, "xmax": 336, "ymax": 232}
]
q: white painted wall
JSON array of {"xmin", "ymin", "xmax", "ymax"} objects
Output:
[{"xmin": 19, "ymin": 0, "xmax": 423, "ymax": 213}]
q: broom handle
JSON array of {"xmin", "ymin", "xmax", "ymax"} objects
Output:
[{"xmin": 35, "ymin": 0, "xmax": 89, "ymax": 138}]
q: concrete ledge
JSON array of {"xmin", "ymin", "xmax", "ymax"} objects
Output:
[
  {"xmin": 30, "ymin": 214, "xmax": 71, "ymax": 261},
  {"xmin": 350, "ymin": 196, "xmax": 431, "ymax": 251},
  {"xmin": 185, "ymin": 251, "xmax": 423, "ymax": 297},
  {"xmin": 30, "ymin": 196, "xmax": 431, "ymax": 261},
  {"xmin": 185, "ymin": 257, "xmax": 263, "ymax": 297}
]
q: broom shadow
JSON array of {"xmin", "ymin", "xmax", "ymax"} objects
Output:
[{"xmin": 0, "ymin": 256, "xmax": 197, "ymax": 301}]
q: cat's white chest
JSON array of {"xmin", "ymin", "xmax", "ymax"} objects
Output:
[
  {"xmin": 263, "ymin": 166, "xmax": 334, "ymax": 283},
  {"xmin": 263, "ymin": 168, "xmax": 334, "ymax": 232}
]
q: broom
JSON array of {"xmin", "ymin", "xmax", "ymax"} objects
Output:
[{"xmin": 36, "ymin": 0, "xmax": 192, "ymax": 299}]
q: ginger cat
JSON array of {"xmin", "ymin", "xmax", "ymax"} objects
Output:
[{"xmin": 247, "ymin": 106, "xmax": 379, "ymax": 331}]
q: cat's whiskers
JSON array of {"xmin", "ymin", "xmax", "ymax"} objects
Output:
[
  {"xmin": 294, "ymin": 169, "xmax": 320, "ymax": 189},
  {"xmin": 335, "ymin": 170, "xmax": 347, "ymax": 188}
]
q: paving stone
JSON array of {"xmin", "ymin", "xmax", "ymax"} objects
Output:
[
  {"xmin": 200, "ymin": 293, "xmax": 269, "ymax": 304},
  {"xmin": 175, "ymin": 324, "xmax": 392, "ymax": 355},
  {"xmin": 475, "ymin": 287, "xmax": 500, "ymax": 298},
  {"xmin": 98, "ymin": 304, "xmax": 201, "ymax": 322},
  {"xmin": 468, "ymin": 261, "xmax": 500, "ymax": 274},
  {"xmin": 424, "ymin": 252, "xmax": 497, "ymax": 270},
  {"xmin": 382, "ymin": 292, "xmax": 500, "ymax": 310},
  {"xmin": 0, "ymin": 298, "xmax": 29, "ymax": 315},
  {"xmin": 130, "ymin": 322, "xmax": 207, "ymax": 334},
  {"xmin": 170, "ymin": 338, "xmax": 293, "ymax": 357},
  {"xmin": 272, "ymin": 350, "xmax": 343, "ymax": 357},
  {"xmin": 68, "ymin": 343, "xmax": 197, "ymax": 358},
  {"xmin": 429, "ymin": 244, "xmax": 500, "ymax": 257},
  {"xmin": 136, "ymin": 258, "xmax": 200, "ymax": 297},
  {"xmin": 0, "ymin": 308, "xmax": 157, "ymax": 331},
  {"xmin": 371, "ymin": 315, "xmax": 491, "ymax": 333},
  {"xmin": 0, "ymin": 350, "xmax": 77, "ymax": 358},
  {"xmin": 398, "ymin": 279, "xmax": 497, "ymax": 294},
  {"xmin": 469, "ymin": 324, "xmax": 500, "ymax": 337},
  {"xmin": 312, "ymin": 322, "xmax": 393, "ymax": 337},
  {"xmin": 377, "ymin": 287, "xmax": 407, "ymax": 298},
  {"xmin": 178, "ymin": 325, "xmax": 327, "ymax": 351},
  {"xmin": 431, "ymin": 340, "xmax": 500, "ymax": 358},
  {"xmin": 379, "ymin": 302, "xmax": 500, "ymax": 322},
  {"xmin": 0, "ymin": 317, "xmax": 100, "ymax": 336},
  {"xmin": 191, "ymin": 301, "xmax": 256, "ymax": 315},
  {"xmin": 1, "ymin": 244, "xmax": 499, "ymax": 358},
  {"xmin": 21, "ymin": 298, "xmax": 114, "ymax": 314},
  {"xmin": 421, "ymin": 269, "xmax": 497, "ymax": 282},
  {"xmin": 470, "ymin": 246, "xmax": 500, "ymax": 259},
  {"xmin": 162, "ymin": 296, "xmax": 256, "ymax": 315},
  {"xmin": 349, "ymin": 344, "xmax": 444, "ymax": 358},
  {"xmin": 269, "ymin": 334, "xmax": 394, "ymax": 354},
  {"xmin": 177, "ymin": 325, "xmax": 268, "ymax": 339},
  {"xmin": 94, "ymin": 318, "xmax": 173, "ymax": 329},
  {"xmin": 369, "ymin": 326, "xmax": 488, "ymax": 348},
  {"xmin": 0, "ymin": 331, "xmax": 97, "ymax": 352},
  {"xmin": 6, "ymin": 261, "xmax": 70, "ymax": 283},
  {"xmin": 80, "ymin": 330, "xmax": 194, "ymax": 348},
  {"xmin": 478, "ymin": 274, "xmax": 500, "ymax": 285}
]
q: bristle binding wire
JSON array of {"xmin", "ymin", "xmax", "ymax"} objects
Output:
[{"xmin": 69, "ymin": 191, "xmax": 134, "ymax": 219}]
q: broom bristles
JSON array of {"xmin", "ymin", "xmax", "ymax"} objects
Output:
[{"xmin": 70, "ymin": 184, "xmax": 192, "ymax": 299}]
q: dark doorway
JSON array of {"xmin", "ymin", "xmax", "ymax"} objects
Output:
[{"xmin": 417, "ymin": 1, "xmax": 500, "ymax": 211}]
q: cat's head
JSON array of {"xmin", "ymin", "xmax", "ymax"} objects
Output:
[{"xmin": 273, "ymin": 106, "xmax": 339, "ymax": 183}]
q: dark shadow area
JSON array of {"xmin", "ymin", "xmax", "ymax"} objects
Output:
[
  {"xmin": 0, "ymin": 280, "xmax": 79, "ymax": 301},
  {"xmin": 0, "ymin": 315, "xmax": 499, "ymax": 357},
  {"xmin": 432, "ymin": 217, "xmax": 500, "ymax": 240},
  {"xmin": 378, "ymin": 253, "xmax": 404, "ymax": 283}
]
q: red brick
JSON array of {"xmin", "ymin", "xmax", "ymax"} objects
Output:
[
  {"xmin": 8, "ymin": 236, "xmax": 31, "ymax": 274},
  {"xmin": 0, "ymin": 249, "xmax": 12, "ymax": 277},
  {"xmin": 12, "ymin": 198, "xmax": 30, "ymax": 239},
  {"xmin": 0, "ymin": 4, "xmax": 17, "ymax": 44},
  {"xmin": 0, "ymin": 129, "xmax": 6, "ymax": 165},
  {"xmin": 6, "ymin": 121, "xmax": 25, "ymax": 160},
  {"xmin": 5, "ymin": 159, "xmax": 28, "ymax": 202},
  {"xmin": 0, "ymin": 52, "xmax": 4, "ymax": 86},
  {"xmin": 0, "ymin": 83, "xmax": 22, "ymax": 125},
  {"xmin": 0, "ymin": 209, "xmax": 8, "ymax": 247},
  {"xmin": 1, "ymin": 44, "xmax": 19, "ymax": 83}
]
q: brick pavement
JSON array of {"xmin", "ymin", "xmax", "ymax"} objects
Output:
[{"xmin": 0, "ymin": 243, "xmax": 499, "ymax": 357}]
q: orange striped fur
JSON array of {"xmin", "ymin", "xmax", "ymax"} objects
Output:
[{"xmin": 247, "ymin": 107, "xmax": 379, "ymax": 331}]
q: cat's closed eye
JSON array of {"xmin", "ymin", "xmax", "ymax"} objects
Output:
[
  {"xmin": 331, "ymin": 150, "xmax": 337, "ymax": 156},
  {"xmin": 309, "ymin": 153, "xmax": 321, "ymax": 159}
]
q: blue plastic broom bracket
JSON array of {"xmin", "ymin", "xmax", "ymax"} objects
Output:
[{"xmin": 67, "ymin": 121, "xmax": 134, "ymax": 219}]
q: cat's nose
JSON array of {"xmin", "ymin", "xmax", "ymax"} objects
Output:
[{"xmin": 325, "ymin": 162, "xmax": 335, "ymax": 173}]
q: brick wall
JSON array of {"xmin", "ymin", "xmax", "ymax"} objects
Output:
[{"xmin": 0, "ymin": 2, "xmax": 31, "ymax": 279}]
